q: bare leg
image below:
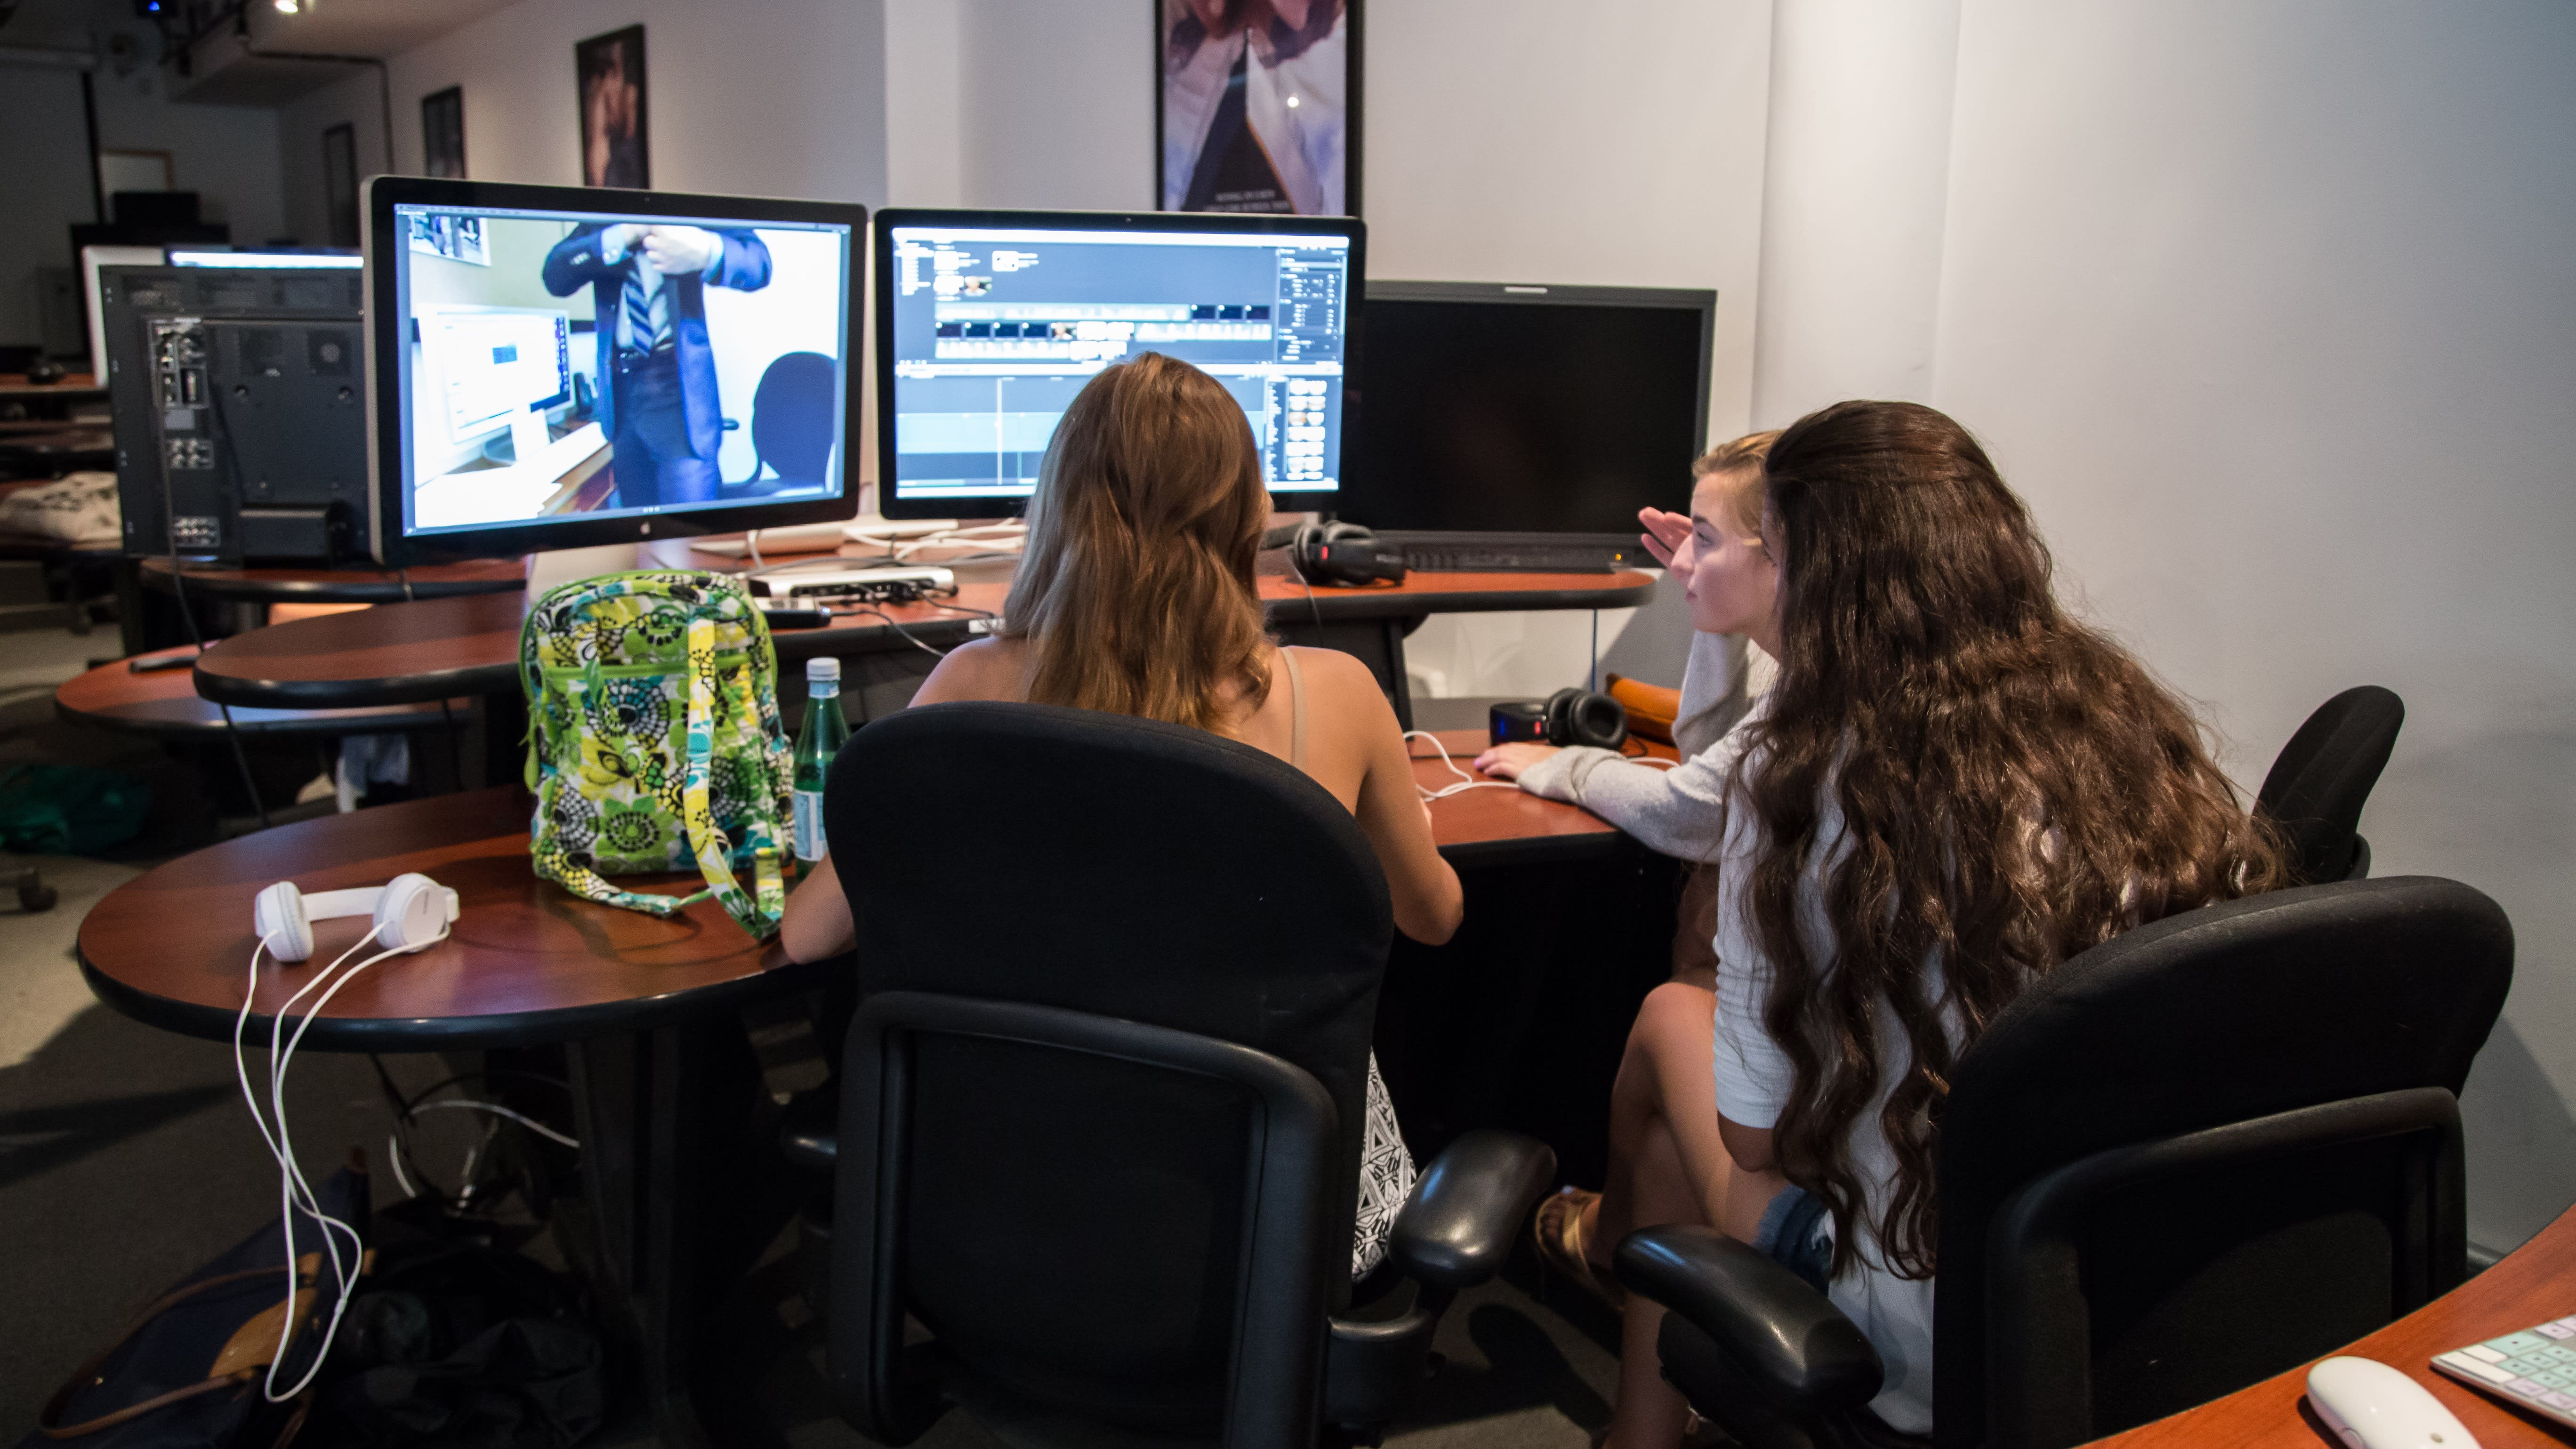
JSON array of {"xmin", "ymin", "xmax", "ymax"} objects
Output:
[
  {"xmin": 1604, "ymin": 1112, "xmax": 1706, "ymax": 1449},
  {"xmin": 1592, "ymin": 982, "xmax": 1734, "ymax": 1262},
  {"xmin": 1588, "ymin": 981, "xmax": 1764, "ymax": 1448}
]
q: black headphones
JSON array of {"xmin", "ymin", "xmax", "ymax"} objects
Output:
[
  {"xmin": 1290, "ymin": 521, "xmax": 1408, "ymax": 587},
  {"xmin": 1489, "ymin": 688, "xmax": 1629, "ymax": 749}
]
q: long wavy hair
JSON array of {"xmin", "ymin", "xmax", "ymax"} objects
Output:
[
  {"xmin": 1002, "ymin": 352, "xmax": 1273, "ymax": 733},
  {"xmin": 1738, "ymin": 401, "xmax": 2285, "ymax": 1280}
]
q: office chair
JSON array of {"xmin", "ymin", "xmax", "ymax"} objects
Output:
[
  {"xmin": 792, "ymin": 701, "xmax": 1556, "ymax": 1448},
  {"xmin": 1613, "ymin": 875, "xmax": 2512, "ymax": 1449},
  {"xmin": 721, "ymin": 350, "xmax": 837, "ymax": 498},
  {"xmin": 2256, "ymin": 686, "xmax": 2405, "ymax": 883}
]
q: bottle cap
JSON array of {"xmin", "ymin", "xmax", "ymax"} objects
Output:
[{"xmin": 807, "ymin": 657, "xmax": 841, "ymax": 683}]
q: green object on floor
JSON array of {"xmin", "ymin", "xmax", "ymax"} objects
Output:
[{"xmin": 0, "ymin": 763, "xmax": 151, "ymax": 855}]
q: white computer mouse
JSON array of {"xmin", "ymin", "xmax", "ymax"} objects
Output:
[{"xmin": 2307, "ymin": 1356, "xmax": 2481, "ymax": 1449}]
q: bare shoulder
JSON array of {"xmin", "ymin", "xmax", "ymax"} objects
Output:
[
  {"xmin": 1283, "ymin": 645, "xmax": 1396, "ymax": 726},
  {"xmin": 913, "ymin": 636, "xmax": 1029, "ymax": 705}
]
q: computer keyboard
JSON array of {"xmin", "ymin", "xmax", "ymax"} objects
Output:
[
  {"xmin": 1382, "ymin": 533, "xmax": 1642, "ymax": 574},
  {"xmin": 2431, "ymin": 1313, "xmax": 2576, "ymax": 1427}
]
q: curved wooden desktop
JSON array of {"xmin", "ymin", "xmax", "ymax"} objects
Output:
[
  {"xmin": 2085, "ymin": 1207, "xmax": 2576, "ymax": 1446},
  {"xmin": 140, "ymin": 555, "xmax": 529, "ymax": 604},
  {"xmin": 192, "ymin": 566, "xmax": 1658, "ymax": 710},
  {"xmin": 77, "ymin": 787, "xmax": 826, "ymax": 1050},
  {"xmin": 56, "ymin": 644, "xmax": 469, "ymax": 736}
]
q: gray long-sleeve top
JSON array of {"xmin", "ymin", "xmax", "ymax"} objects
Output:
[{"xmin": 1512, "ymin": 631, "xmax": 1765, "ymax": 864}]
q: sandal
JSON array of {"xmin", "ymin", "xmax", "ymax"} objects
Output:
[{"xmin": 1533, "ymin": 1186, "xmax": 1624, "ymax": 1309}]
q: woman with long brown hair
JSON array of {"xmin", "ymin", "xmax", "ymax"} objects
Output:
[
  {"xmin": 780, "ymin": 351, "xmax": 1462, "ymax": 1275},
  {"xmin": 1520, "ymin": 400, "xmax": 2283, "ymax": 1444}
]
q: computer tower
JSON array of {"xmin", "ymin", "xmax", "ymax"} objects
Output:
[{"xmin": 101, "ymin": 263, "xmax": 369, "ymax": 564}]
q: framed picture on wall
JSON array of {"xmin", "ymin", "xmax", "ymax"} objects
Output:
[
  {"xmin": 422, "ymin": 87, "xmax": 466, "ymax": 179},
  {"xmin": 1158, "ymin": 0, "xmax": 1358, "ymax": 216},
  {"xmin": 575, "ymin": 26, "xmax": 649, "ymax": 189},
  {"xmin": 322, "ymin": 123, "xmax": 359, "ymax": 247}
]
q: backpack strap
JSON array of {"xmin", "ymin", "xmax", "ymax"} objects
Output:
[{"xmin": 681, "ymin": 614, "xmax": 784, "ymax": 938}]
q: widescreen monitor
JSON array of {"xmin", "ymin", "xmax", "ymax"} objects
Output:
[
  {"xmin": 873, "ymin": 208, "xmax": 1361, "ymax": 519},
  {"xmin": 364, "ymin": 177, "xmax": 864, "ymax": 564},
  {"xmin": 1339, "ymin": 282, "xmax": 1714, "ymax": 539}
]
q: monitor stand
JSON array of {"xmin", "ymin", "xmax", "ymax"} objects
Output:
[{"xmin": 523, "ymin": 539, "xmax": 700, "ymax": 608}]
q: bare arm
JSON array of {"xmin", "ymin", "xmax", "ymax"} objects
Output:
[
  {"xmin": 1715, "ymin": 1116, "xmax": 1791, "ymax": 1242},
  {"xmin": 1340, "ymin": 663, "xmax": 1463, "ymax": 944},
  {"xmin": 780, "ymin": 857, "xmax": 853, "ymax": 963}
]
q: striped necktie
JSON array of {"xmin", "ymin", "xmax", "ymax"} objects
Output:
[{"xmin": 622, "ymin": 256, "xmax": 670, "ymax": 355}]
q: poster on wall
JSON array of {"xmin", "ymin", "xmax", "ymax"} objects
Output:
[
  {"xmin": 1158, "ymin": 0, "xmax": 1357, "ymax": 216},
  {"xmin": 422, "ymin": 86, "xmax": 466, "ymax": 179},
  {"xmin": 575, "ymin": 26, "xmax": 648, "ymax": 189},
  {"xmin": 322, "ymin": 123, "xmax": 359, "ymax": 248}
]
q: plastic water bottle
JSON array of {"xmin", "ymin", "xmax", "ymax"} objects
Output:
[{"xmin": 792, "ymin": 657, "xmax": 848, "ymax": 865}]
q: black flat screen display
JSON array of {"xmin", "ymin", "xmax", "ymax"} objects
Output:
[{"xmin": 1341, "ymin": 285, "xmax": 1713, "ymax": 535}]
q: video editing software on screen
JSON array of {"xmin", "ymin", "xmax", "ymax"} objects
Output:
[
  {"xmin": 883, "ymin": 224, "xmax": 1350, "ymax": 504},
  {"xmin": 389, "ymin": 202, "xmax": 853, "ymax": 539}
]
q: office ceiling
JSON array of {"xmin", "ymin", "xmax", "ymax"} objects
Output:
[{"xmin": 171, "ymin": 0, "xmax": 518, "ymax": 106}]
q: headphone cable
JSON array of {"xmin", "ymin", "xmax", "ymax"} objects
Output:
[{"xmin": 178, "ymin": 386, "xmax": 271, "ymax": 829}]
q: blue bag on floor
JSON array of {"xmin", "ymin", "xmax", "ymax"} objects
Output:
[
  {"xmin": 0, "ymin": 763, "xmax": 150, "ymax": 856},
  {"xmin": 25, "ymin": 1166, "xmax": 368, "ymax": 1448}
]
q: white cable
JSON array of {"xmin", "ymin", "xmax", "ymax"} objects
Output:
[
  {"xmin": 233, "ymin": 926, "xmax": 372, "ymax": 1402},
  {"xmin": 1402, "ymin": 730, "xmax": 1526, "ymax": 802},
  {"xmin": 258, "ymin": 921, "xmax": 450, "ymax": 1402},
  {"xmin": 409, "ymin": 1099, "xmax": 582, "ymax": 1149}
]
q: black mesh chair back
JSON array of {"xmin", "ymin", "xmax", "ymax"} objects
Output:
[
  {"xmin": 2256, "ymin": 686, "xmax": 2404, "ymax": 883},
  {"xmin": 821, "ymin": 701, "xmax": 1394, "ymax": 1446},
  {"xmin": 1933, "ymin": 876, "xmax": 2512, "ymax": 1448}
]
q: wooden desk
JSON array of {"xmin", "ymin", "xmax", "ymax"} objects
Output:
[
  {"xmin": 77, "ymin": 788, "xmax": 837, "ymax": 1449},
  {"xmin": 0, "ymin": 371, "xmax": 106, "ymax": 402},
  {"xmin": 190, "ymin": 564, "xmax": 1658, "ymax": 716},
  {"xmin": 139, "ymin": 555, "xmax": 529, "ymax": 604},
  {"xmin": 56, "ymin": 644, "xmax": 469, "ymax": 736},
  {"xmin": 2086, "ymin": 1206, "xmax": 2576, "ymax": 1447}
]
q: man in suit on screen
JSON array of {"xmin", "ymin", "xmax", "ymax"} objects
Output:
[{"xmin": 542, "ymin": 223, "xmax": 771, "ymax": 507}]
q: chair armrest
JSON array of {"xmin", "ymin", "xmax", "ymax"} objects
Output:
[
  {"xmin": 1614, "ymin": 1225, "xmax": 1883, "ymax": 1415},
  {"xmin": 1386, "ymin": 1129, "xmax": 1556, "ymax": 1294}
]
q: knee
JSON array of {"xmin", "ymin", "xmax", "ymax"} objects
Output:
[{"xmin": 1628, "ymin": 981, "xmax": 1716, "ymax": 1059}]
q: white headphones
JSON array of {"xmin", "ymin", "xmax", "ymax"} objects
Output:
[{"xmin": 252, "ymin": 872, "xmax": 459, "ymax": 962}]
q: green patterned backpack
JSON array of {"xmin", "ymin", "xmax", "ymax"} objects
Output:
[{"xmin": 520, "ymin": 570, "xmax": 791, "ymax": 939}]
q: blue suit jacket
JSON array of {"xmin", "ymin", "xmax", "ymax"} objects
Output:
[{"xmin": 542, "ymin": 225, "xmax": 772, "ymax": 461}]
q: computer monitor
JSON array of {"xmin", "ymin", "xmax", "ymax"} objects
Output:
[
  {"xmin": 364, "ymin": 177, "xmax": 865, "ymax": 564},
  {"xmin": 872, "ymin": 208, "xmax": 1362, "ymax": 520},
  {"xmin": 97, "ymin": 255, "xmax": 371, "ymax": 563},
  {"xmin": 1338, "ymin": 282, "xmax": 1715, "ymax": 541}
]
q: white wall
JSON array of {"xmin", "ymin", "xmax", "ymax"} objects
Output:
[
  {"xmin": 1923, "ymin": 2, "xmax": 2576, "ymax": 1254},
  {"xmin": 1751, "ymin": 0, "xmax": 1959, "ymax": 420},
  {"xmin": 274, "ymin": 0, "xmax": 890, "ymax": 243},
  {"xmin": 0, "ymin": 64, "xmax": 94, "ymax": 350}
]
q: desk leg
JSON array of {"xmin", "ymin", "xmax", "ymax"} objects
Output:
[{"xmin": 569, "ymin": 1025, "xmax": 724, "ymax": 1449}]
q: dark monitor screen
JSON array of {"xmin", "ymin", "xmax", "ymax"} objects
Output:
[
  {"xmin": 365, "ymin": 177, "xmax": 864, "ymax": 563},
  {"xmin": 1341, "ymin": 283, "xmax": 1714, "ymax": 536},
  {"xmin": 874, "ymin": 208, "xmax": 1361, "ymax": 518}
]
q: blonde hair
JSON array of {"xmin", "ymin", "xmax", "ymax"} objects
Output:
[
  {"xmin": 1691, "ymin": 429, "xmax": 1781, "ymax": 536},
  {"xmin": 1001, "ymin": 353, "xmax": 1273, "ymax": 733}
]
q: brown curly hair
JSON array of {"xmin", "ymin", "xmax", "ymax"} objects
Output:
[{"xmin": 1737, "ymin": 400, "xmax": 2285, "ymax": 1280}]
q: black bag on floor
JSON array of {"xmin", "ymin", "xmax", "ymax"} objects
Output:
[
  {"xmin": 26, "ymin": 1165, "xmax": 370, "ymax": 1449},
  {"xmin": 314, "ymin": 1221, "xmax": 605, "ymax": 1449}
]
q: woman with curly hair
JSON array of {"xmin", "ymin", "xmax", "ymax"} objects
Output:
[{"xmin": 1516, "ymin": 400, "xmax": 2284, "ymax": 1445}]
